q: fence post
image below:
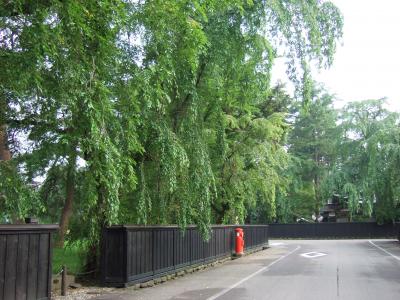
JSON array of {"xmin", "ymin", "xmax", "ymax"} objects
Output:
[{"xmin": 61, "ymin": 265, "xmax": 67, "ymax": 296}]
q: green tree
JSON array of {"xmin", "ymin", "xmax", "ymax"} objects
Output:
[
  {"xmin": 334, "ymin": 99, "xmax": 400, "ymax": 222},
  {"xmin": 1, "ymin": 1, "xmax": 141, "ymax": 248},
  {"xmin": 286, "ymin": 86, "xmax": 339, "ymax": 220}
]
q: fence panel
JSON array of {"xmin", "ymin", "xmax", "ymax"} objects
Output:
[
  {"xmin": 126, "ymin": 228, "xmax": 154, "ymax": 282},
  {"xmin": 242, "ymin": 225, "xmax": 269, "ymax": 250},
  {"xmin": 191, "ymin": 229, "xmax": 204, "ymax": 265},
  {"xmin": 102, "ymin": 224, "xmax": 269, "ymax": 287},
  {"xmin": 153, "ymin": 228, "xmax": 174, "ymax": 276},
  {"xmin": 174, "ymin": 229, "xmax": 191, "ymax": 269},
  {"xmin": 0, "ymin": 224, "xmax": 58, "ymax": 300},
  {"xmin": 101, "ymin": 228, "xmax": 125, "ymax": 284}
]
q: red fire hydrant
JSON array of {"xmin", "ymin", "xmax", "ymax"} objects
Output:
[{"xmin": 235, "ymin": 228, "xmax": 244, "ymax": 256}]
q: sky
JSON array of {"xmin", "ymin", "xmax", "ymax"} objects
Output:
[{"xmin": 272, "ymin": 0, "xmax": 400, "ymax": 112}]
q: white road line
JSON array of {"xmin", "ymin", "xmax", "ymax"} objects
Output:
[
  {"xmin": 270, "ymin": 242, "xmax": 285, "ymax": 246},
  {"xmin": 300, "ymin": 252, "xmax": 327, "ymax": 258},
  {"xmin": 206, "ymin": 245, "xmax": 301, "ymax": 300},
  {"xmin": 368, "ymin": 240, "xmax": 400, "ymax": 261}
]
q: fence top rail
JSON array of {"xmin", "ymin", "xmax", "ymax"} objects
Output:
[
  {"xmin": 240, "ymin": 225, "xmax": 270, "ymax": 228},
  {"xmin": 106, "ymin": 224, "xmax": 269, "ymax": 230},
  {"xmin": 269, "ymin": 222, "xmax": 397, "ymax": 226},
  {"xmin": 0, "ymin": 224, "xmax": 59, "ymax": 232}
]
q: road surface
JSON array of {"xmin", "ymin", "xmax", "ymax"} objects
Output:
[{"xmin": 94, "ymin": 239, "xmax": 400, "ymax": 300}]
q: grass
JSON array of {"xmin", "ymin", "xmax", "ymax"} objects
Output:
[{"xmin": 52, "ymin": 245, "xmax": 85, "ymax": 275}]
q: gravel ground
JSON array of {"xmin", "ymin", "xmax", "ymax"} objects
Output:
[{"xmin": 52, "ymin": 287, "xmax": 117, "ymax": 300}]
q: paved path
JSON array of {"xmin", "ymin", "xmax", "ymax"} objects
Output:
[{"xmin": 94, "ymin": 240, "xmax": 400, "ymax": 300}]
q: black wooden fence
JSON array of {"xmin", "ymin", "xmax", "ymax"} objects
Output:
[
  {"xmin": 269, "ymin": 222, "xmax": 399, "ymax": 239},
  {"xmin": 0, "ymin": 224, "xmax": 58, "ymax": 300},
  {"xmin": 101, "ymin": 225, "xmax": 269, "ymax": 287}
]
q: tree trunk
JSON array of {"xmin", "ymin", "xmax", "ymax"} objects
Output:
[
  {"xmin": 56, "ymin": 151, "xmax": 76, "ymax": 248},
  {"xmin": 0, "ymin": 125, "xmax": 11, "ymax": 161},
  {"xmin": 314, "ymin": 174, "xmax": 320, "ymax": 221},
  {"xmin": 313, "ymin": 141, "xmax": 321, "ymax": 220},
  {"xmin": 0, "ymin": 94, "xmax": 11, "ymax": 161},
  {"xmin": 84, "ymin": 184, "xmax": 107, "ymax": 276},
  {"xmin": 0, "ymin": 96, "xmax": 21, "ymax": 223}
]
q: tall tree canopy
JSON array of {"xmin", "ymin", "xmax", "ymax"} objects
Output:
[
  {"xmin": 1, "ymin": 0, "xmax": 344, "ymax": 260},
  {"xmin": 283, "ymin": 86, "xmax": 339, "ymax": 221},
  {"xmin": 334, "ymin": 100, "xmax": 400, "ymax": 222}
]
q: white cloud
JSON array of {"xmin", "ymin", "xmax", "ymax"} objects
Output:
[{"xmin": 272, "ymin": 0, "xmax": 400, "ymax": 112}]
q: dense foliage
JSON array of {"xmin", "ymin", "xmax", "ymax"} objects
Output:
[{"xmin": 1, "ymin": 0, "xmax": 343, "ymax": 237}]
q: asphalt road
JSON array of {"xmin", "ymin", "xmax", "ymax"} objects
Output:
[{"xmin": 94, "ymin": 239, "xmax": 400, "ymax": 300}]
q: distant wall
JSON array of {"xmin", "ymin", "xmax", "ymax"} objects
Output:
[{"xmin": 269, "ymin": 222, "xmax": 399, "ymax": 239}]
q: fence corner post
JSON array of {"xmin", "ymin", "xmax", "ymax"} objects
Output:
[{"xmin": 61, "ymin": 265, "xmax": 67, "ymax": 296}]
